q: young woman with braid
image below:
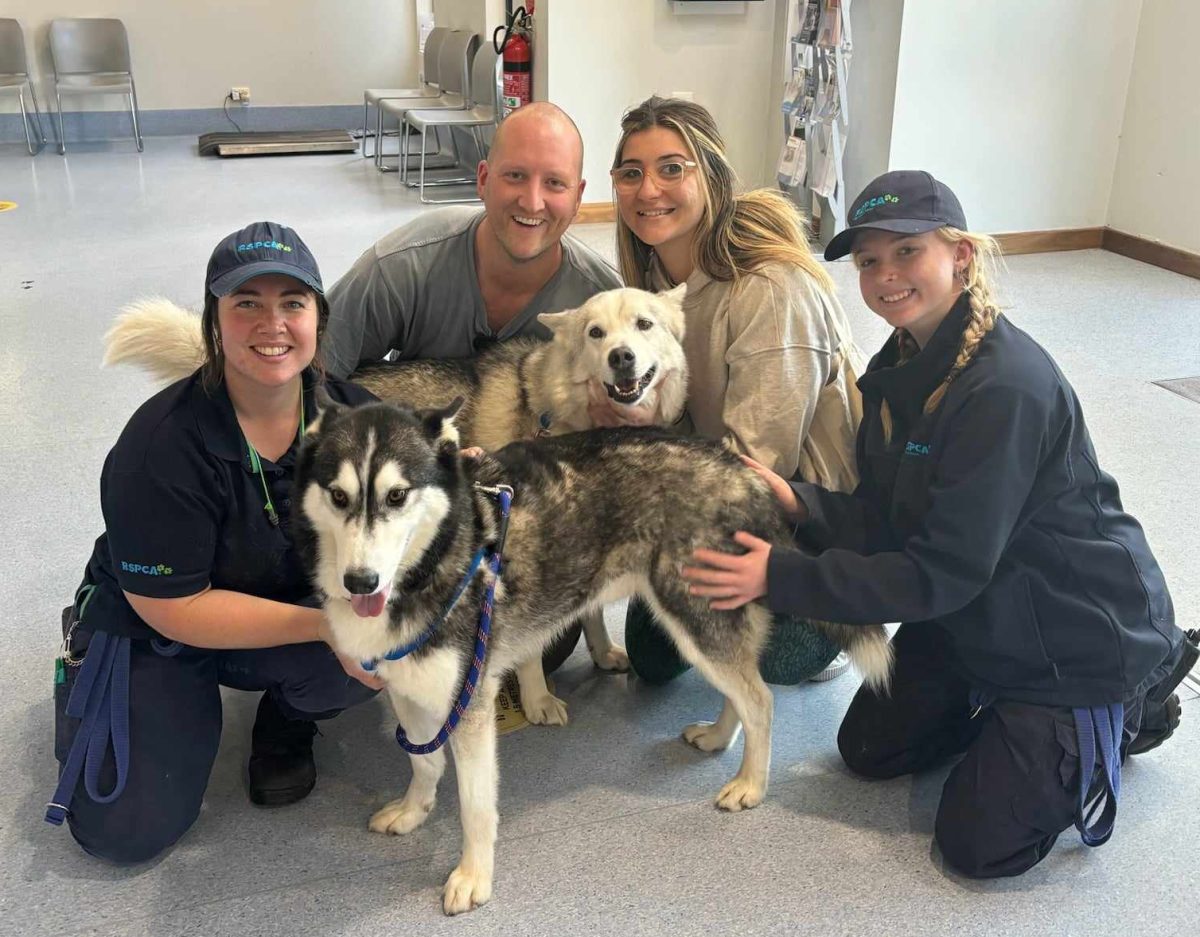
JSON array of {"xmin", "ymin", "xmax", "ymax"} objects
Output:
[{"xmin": 683, "ymin": 171, "xmax": 1196, "ymax": 879}]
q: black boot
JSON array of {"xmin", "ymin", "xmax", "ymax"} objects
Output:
[
  {"xmin": 1129, "ymin": 628, "xmax": 1198, "ymax": 756},
  {"xmin": 248, "ymin": 693, "xmax": 317, "ymax": 806}
]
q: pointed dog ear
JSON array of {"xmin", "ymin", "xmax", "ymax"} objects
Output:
[
  {"xmin": 416, "ymin": 397, "xmax": 464, "ymax": 449},
  {"xmin": 655, "ymin": 284, "xmax": 687, "ymax": 341},
  {"xmin": 307, "ymin": 384, "xmax": 344, "ymax": 435},
  {"xmin": 537, "ymin": 307, "xmax": 576, "ymax": 334}
]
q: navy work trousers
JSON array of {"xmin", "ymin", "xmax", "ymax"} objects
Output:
[
  {"xmin": 53, "ymin": 632, "xmax": 377, "ymax": 864},
  {"xmin": 836, "ymin": 623, "xmax": 1159, "ymax": 878}
]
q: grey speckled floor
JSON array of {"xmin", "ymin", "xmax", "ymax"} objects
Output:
[{"xmin": 1, "ymin": 138, "xmax": 1196, "ymax": 936}]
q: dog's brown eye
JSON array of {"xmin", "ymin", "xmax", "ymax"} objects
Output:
[
  {"xmin": 386, "ymin": 487, "xmax": 409, "ymax": 507},
  {"xmin": 588, "ymin": 326, "xmax": 604, "ymax": 339},
  {"xmin": 636, "ymin": 318, "xmax": 653, "ymax": 331},
  {"xmin": 329, "ymin": 488, "xmax": 349, "ymax": 508}
]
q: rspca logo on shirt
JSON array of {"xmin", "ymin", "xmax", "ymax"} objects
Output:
[
  {"xmin": 237, "ymin": 240, "xmax": 293, "ymax": 254},
  {"xmin": 121, "ymin": 561, "xmax": 174, "ymax": 576},
  {"xmin": 904, "ymin": 441, "xmax": 931, "ymax": 457}
]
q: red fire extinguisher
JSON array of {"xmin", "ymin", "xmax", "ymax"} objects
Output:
[{"xmin": 494, "ymin": 3, "xmax": 534, "ymax": 117}]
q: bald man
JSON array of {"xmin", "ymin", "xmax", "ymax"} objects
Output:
[{"xmin": 322, "ymin": 103, "xmax": 621, "ymax": 377}]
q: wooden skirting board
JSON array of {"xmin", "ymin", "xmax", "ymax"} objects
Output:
[
  {"xmin": 1102, "ymin": 228, "xmax": 1200, "ymax": 281},
  {"xmin": 572, "ymin": 204, "xmax": 1200, "ymax": 281}
]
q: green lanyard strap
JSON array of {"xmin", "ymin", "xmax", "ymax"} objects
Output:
[{"xmin": 242, "ymin": 387, "xmax": 306, "ymax": 528}]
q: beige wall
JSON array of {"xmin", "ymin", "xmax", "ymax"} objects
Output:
[
  {"xmin": 542, "ymin": 0, "xmax": 782, "ymax": 197},
  {"xmin": 887, "ymin": 0, "xmax": 1140, "ymax": 234},
  {"xmin": 12, "ymin": 0, "xmax": 420, "ymax": 110},
  {"xmin": 1107, "ymin": 0, "xmax": 1200, "ymax": 254}
]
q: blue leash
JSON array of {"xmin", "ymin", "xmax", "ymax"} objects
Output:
[
  {"xmin": 393, "ymin": 485, "xmax": 513, "ymax": 756},
  {"xmin": 1073, "ymin": 703, "xmax": 1124, "ymax": 847},
  {"xmin": 970, "ymin": 692, "xmax": 1124, "ymax": 848},
  {"xmin": 45, "ymin": 629, "xmax": 132, "ymax": 825},
  {"xmin": 46, "ymin": 586, "xmax": 183, "ymax": 827}
]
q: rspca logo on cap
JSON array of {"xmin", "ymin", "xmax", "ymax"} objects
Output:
[
  {"xmin": 237, "ymin": 240, "xmax": 293, "ymax": 253},
  {"xmin": 904, "ymin": 441, "xmax": 930, "ymax": 457},
  {"xmin": 852, "ymin": 194, "xmax": 900, "ymax": 222}
]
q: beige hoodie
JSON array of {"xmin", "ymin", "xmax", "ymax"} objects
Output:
[{"xmin": 650, "ymin": 257, "xmax": 864, "ymax": 493}]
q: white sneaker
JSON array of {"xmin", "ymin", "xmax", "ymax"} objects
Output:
[{"xmin": 809, "ymin": 650, "xmax": 851, "ymax": 683}]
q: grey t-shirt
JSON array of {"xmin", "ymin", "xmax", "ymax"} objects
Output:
[{"xmin": 323, "ymin": 206, "xmax": 622, "ymax": 378}]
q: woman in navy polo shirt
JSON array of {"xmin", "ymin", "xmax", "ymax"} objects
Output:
[{"xmin": 49, "ymin": 222, "xmax": 380, "ymax": 863}]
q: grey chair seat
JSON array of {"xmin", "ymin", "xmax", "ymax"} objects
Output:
[
  {"xmin": 0, "ymin": 73, "xmax": 30, "ymax": 89},
  {"xmin": 364, "ymin": 85, "xmax": 437, "ymax": 105},
  {"xmin": 55, "ymin": 73, "xmax": 134, "ymax": 92},
  {"xmin": 407, "ymin": 104, "xmax": 493, "ymax": 131},
  {"xmin": 378, "ymin": 92, "xmax": 464, "ymax": 117}
]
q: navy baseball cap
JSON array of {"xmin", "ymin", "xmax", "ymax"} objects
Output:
[
  {"xmin": 824, "ymin": 170, "xmax": 967, "ymax": 261},
  {"xmin": 205, "ymin": 221, "xmax": 324, "ymax": 297}
]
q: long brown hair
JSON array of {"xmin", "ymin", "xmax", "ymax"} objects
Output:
[
  {"xmin": 613, "ymin": 95, "xmax": 833, "ymax": 293},
  {"xmin": 199, "ymin": 288, "xmax": 330, "ymax": 392},
  {"xmin": 876, "ymin": 228, "xmax": 1004, "ymax": 443}
]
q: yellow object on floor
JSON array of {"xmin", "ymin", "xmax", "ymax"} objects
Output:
[{"xmin": 495, "ymin": 671, "xmax": 554, "ymax": 735}]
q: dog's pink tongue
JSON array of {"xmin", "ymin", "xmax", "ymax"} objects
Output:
[{"xmin": 350, "ymin": 587, "xmax": 390, "ymax": 618}]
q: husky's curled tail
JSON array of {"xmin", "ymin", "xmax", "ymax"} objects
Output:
[{"xmin": 104, "ymin": 298, "xmax": 205, "ymax": 383}]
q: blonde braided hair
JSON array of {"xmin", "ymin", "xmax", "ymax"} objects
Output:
[{"xmin": 878, "ymin": 228, "xmax": 1004, "ymax": 444}]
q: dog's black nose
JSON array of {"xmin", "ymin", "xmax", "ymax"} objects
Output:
[
  {"xmin": 343, "ymin": 569, "xmax": 380, "ymax": 595},
  {"xmin": 608, "ymin": 346, "xmax": 636, "ymax": 370}
]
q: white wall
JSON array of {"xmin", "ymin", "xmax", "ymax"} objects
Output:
[
  {"xmin": 12, "ymin": 0, "xmax": 420, "ymax": 110},
  {"xmin": 841, "ymin": 0, "xmax": 904, "ymax": 212},
  {"xmin": 886, "ymin": 0, "xmax": 1140, "ymax": 233},
  {"xmin": 542, "ymin": 0, "xmax": 782, "ymax": 199},
  {"xmin": 1107, "ymin": 0, "xmax": 1200, "ymax": 254}
]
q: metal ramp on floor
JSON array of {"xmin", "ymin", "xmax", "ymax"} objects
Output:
[{"xmin": 198, "ymin": 130, "xmax": 357, "ymax": 157}]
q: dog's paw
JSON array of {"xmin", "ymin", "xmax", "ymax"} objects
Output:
[
  {"xmin": 368, "ymin": 797, "xmax": 435, "ymax": 835},
  {"xmin": 523, "ymin": 692, "xmax": 569, "ymax": 726},
  {"xmin": 682, "ymin": 720, "xmax": 738, "ymax": 752},
  {"xmin": 591, "ymin": 644, "xmax": 630, "ymax": 673},
  {"xmin": 443, "ymin": 865, "xmax": 492, "ymax": 915},
  {"xmin": 715, "ymin": 775, "xmax": 765, "ymax": 812}
]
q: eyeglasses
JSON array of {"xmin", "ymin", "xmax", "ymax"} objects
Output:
[{"xmin": 609, "ymin": 160, "xmax": 698, "ymax": 193}]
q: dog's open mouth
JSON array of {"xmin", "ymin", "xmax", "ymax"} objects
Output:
[{"xmin": 604, "ymin": 365, "xmax": 657, "ymax": 405}]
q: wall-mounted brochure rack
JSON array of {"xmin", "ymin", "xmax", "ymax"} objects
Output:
[{"xmin": 776, "ymin": 0, "xmax": 852, "ymax": 236}]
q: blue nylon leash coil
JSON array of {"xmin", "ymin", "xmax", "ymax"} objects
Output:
[{"xmin": 394, "ymin": 486, "xmax": 512, "ymax": 755}]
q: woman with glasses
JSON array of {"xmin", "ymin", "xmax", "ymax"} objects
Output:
[{"xmin": 602, "ymin": 95, "xmax": 865, "ymax": 686}]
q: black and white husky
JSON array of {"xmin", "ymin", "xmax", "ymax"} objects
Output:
[
  {"xmin": 103, "ymin": 286, "xmax": 690, "ymax": 725},
  {"xmin": 295, "ymin": 396, "xmax": 892, "ymax": 915}
]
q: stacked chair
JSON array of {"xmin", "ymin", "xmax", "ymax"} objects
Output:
[
  {"xmin": 375, "ymin": 29, "xmax": 479, "ymax": 174},
  {"xmin": 362, "ymin": 26, "xmax": 449, "ymax": 159},
  {"xmin": 0, "ymin": 18, "xmax": 47, "ymax": 155},
  {"xmin": 401, "ymin": 43, "xmax": 500, "ymax": 204}
]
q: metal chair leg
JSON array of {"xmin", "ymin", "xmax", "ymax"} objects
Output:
[
  {"xmin": 128, "ymin": 79, "xmax": 143, "ymax": 152},
  {"xmin": 54, "ymin": 88, "xmax": 66, "ymax": 155},
  {"xmin": 18, "ymin": 89, "xmax": 33, "ymax": 155},
  {"xmin": 27, "ymin": 82, "xmax": 48, "ymax": 147},
  {"xmin": 418, "ymin": 126, "xmax": 429, "ymax": 203},
  {"xmin": 361, "ymin": 98, "xmax": 371, "ymax": 157}
]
